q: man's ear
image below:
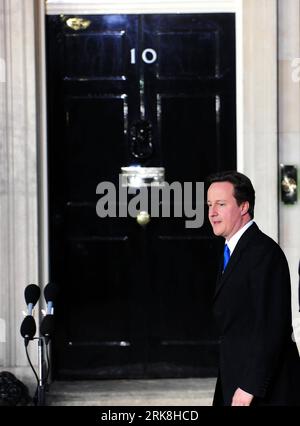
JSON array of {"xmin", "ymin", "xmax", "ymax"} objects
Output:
[{"xmin": 241, "ymin": 201, "xmax": 250, "ymax": 216}]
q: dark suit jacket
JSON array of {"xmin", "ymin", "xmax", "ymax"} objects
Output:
[{"xmin": 213, "ymin": 223, "xmax": 300, "ymax": 406}]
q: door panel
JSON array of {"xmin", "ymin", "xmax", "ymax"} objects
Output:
[
  {"xmin": 64, "ymin": 33, "xmax": 126, "ymax": 79},
  {"xmin": 66, "ymin": 96, "xmax": 127, "ymax": 198},
  {"xmin": 160, "ymin": 95, "xmax": 221, "ymax": 181},
  {"xmin": 46, "ymin": 13, "xmax": 236, "ymax": 379}
]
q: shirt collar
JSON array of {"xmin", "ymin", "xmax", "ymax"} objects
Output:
[{"xmin": 226, "ymin": 220, "xmax": 254, "ymax": 255}]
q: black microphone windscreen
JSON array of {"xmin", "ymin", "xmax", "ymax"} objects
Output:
[
  {"xmin": 20, "ymin": 315, "xmax": 36, "ymax": 339},
  {"xmin": 24, "ymin": 284, "xmax": 41, "ymax": 306},
  {"xmin": 40, "ymin": 314, "xmax": 55, "ymax": 338},
  {"xmin": 44, "ymin": 283, "xmax": 59, "ymax": 303}
]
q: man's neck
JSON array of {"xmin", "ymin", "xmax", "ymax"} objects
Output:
[{"xmin": 226, "ymin": 219, "xmax": 254, "ymax": 255}]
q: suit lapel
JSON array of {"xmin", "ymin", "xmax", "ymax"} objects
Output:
[{"xmin": 213, "ymin": 223, "xmax": 259, "ymax": 301}]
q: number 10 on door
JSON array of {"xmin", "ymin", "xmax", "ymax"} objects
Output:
[{"xmin": 130, "ymin": 48, "xmax": 157, "ymax": 64}]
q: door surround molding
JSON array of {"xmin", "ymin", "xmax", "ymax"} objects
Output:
[{"xmin": 46, "ymin": 0, "xmax": 238, "ymax": 15}]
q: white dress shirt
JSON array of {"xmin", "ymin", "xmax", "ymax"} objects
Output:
[{"xmin": 226, "ymin": 220, "xmax": 254, "ymax": 256}]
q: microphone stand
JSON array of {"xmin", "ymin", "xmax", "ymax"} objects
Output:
[{"xmin": 34, "ymin": 336, "xmax": 47, "ymax": 406}]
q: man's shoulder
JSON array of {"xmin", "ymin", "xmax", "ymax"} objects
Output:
[
  {"xmin": 255, "ymin": 226, "xmax": 277, "ymax": 245},
  {"xmin": 248, "ymin": 224, "xmax": 286, "ymax": 259}
]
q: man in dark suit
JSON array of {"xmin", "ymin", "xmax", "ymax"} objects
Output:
[{"xmin": 207, "ymin": 171, "xmax": 300, "ymax": 406}]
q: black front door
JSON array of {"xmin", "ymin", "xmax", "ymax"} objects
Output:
[{"xmin": 46, "ymin": 13, "xmax": 236, "ymax": 379}]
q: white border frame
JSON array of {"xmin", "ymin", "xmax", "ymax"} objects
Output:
[
  {"xmin": 46, "ymin": 0, "xmax": 238, "ymax": 14},
  {"xmin": 37, "ymin": 1, "xmax": 50, "ymax": 288}
]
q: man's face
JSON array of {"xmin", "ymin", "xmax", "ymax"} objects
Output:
[{"xmin": 207, "ymin": 181, "xmax": 249, "ymax": 240}]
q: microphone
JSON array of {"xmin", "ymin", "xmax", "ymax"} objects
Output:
[
  {"xmin": 44, "ymin": 283, "xmax": 58, "ymax": 315},
  {"xmin": 20, "ymin": 315, "xmax": 36, "ymax": 346},
  {"xmin": 24, "ymin": 284, "xmax": 41, "ymax": 316},
  {"xmin": 40, "ymin": 314, "xmax": 55, "ymax": 345}
]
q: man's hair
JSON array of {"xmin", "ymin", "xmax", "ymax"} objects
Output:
[{"xmin": 207, "ymin": 170, "xmax": 255, "ymax": 219}]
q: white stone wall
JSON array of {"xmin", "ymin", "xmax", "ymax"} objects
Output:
[
  {"xmin": 241, "ymin": 0, "xmax": 278, "ymax": 242},
  {"xmin": 0, "ymin": 0, "xmax": 39, "ymax": 373},
  {"xmin": 278, "ymin": 0, "xmax": 300, "ymax": 341}
]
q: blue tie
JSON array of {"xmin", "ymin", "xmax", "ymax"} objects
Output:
[{"xmin": 223, "ymin": 244, "xmax": 230, "ymax": 271}]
